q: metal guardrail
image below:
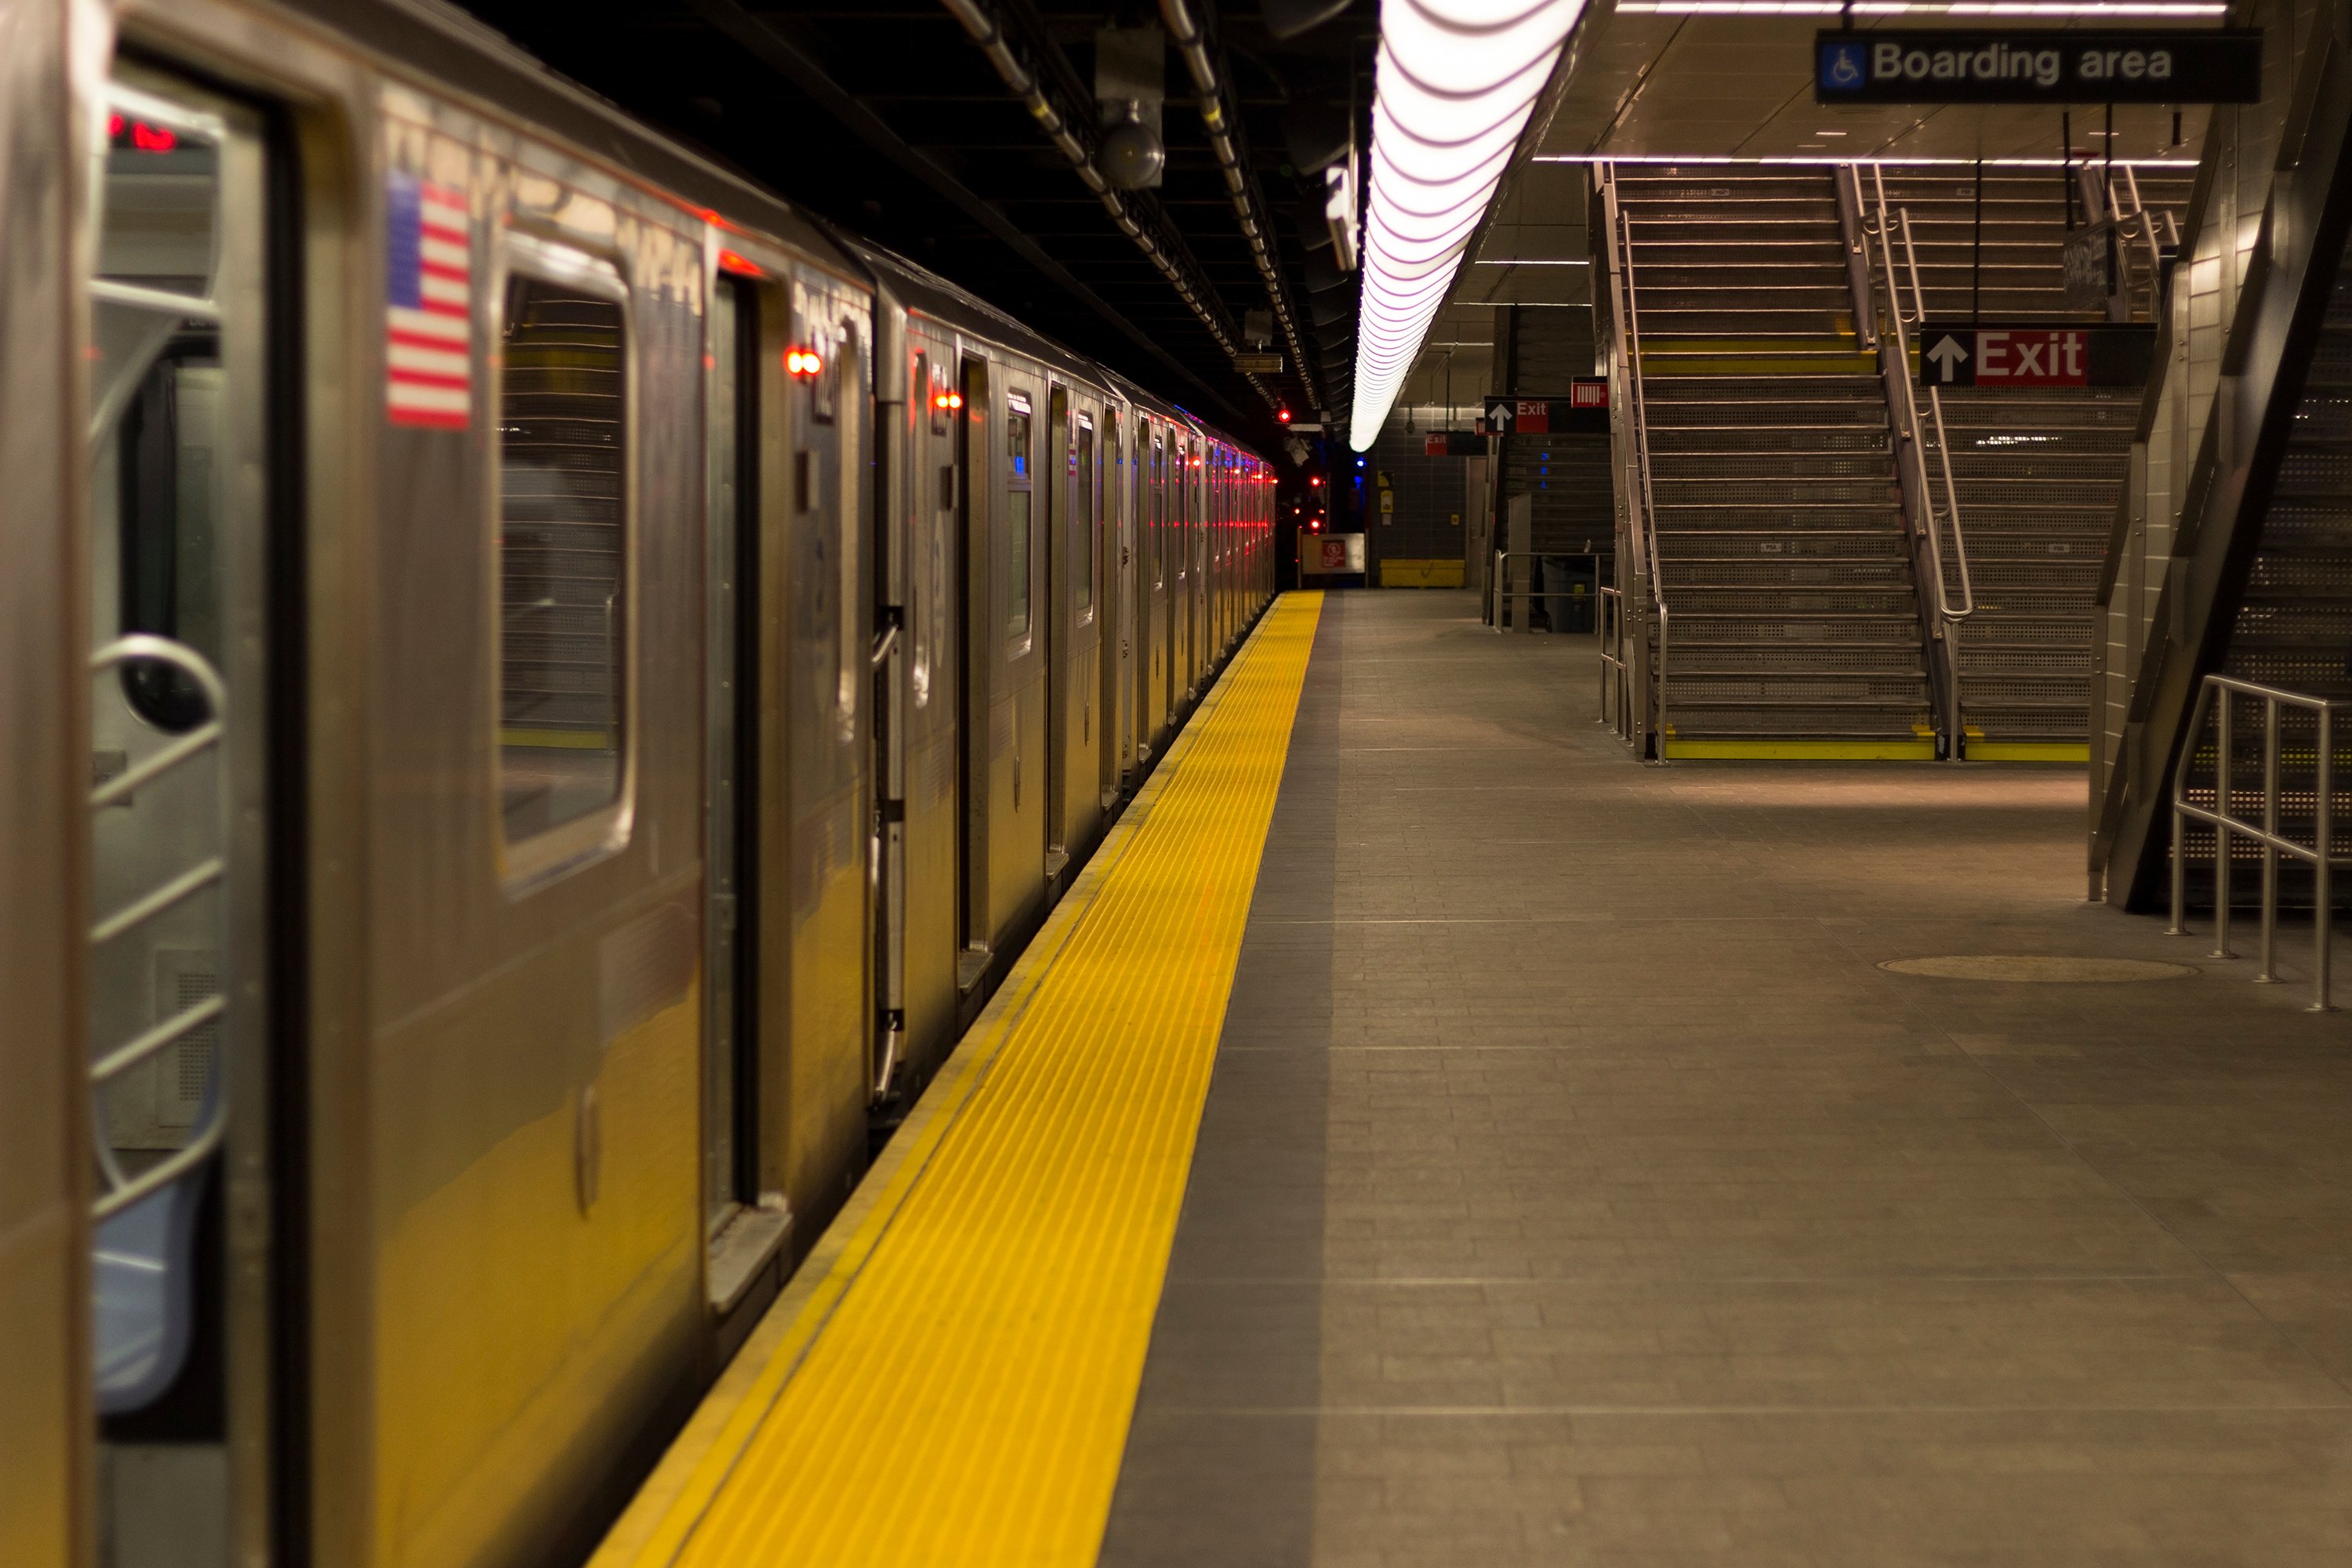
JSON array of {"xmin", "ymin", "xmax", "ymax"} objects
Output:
[
  {"xmin": 1487, "ymin": 550, "xmax": 1541, "ymax": 629},
  {"xmin": 1487, "ymin": 551, "xmax": 1598, "ymax": 632},
  {"xmin": 2168, "ymin": 674, "xmax": 2346, "ymax": 1012},
  {"xmin": 1599, "ymin": 586, "xmax": 1630, "ymax": 741}
]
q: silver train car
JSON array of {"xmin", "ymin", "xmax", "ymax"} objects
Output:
[{"xmin": 0, "ymin": 0, "xmax": 1276, "ymax": 1564}]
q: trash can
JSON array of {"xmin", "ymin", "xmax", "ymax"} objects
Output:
[{"xmin": 1538, "ymin": 555, "xmax": 1596, "ymax": 633}]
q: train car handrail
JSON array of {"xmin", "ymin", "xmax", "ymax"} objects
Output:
[
  {"xmin": 86, "ymin": 633, "xmax": 231, "ymax": 1221},
  {"xmin": 2167, "ymin": 674, "xmax": 2347, "ymax": 1013}
]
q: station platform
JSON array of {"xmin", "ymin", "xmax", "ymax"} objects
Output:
[{"xmin": 596, "ymin": 590, "xmax": 2352, "ymax": 1568}]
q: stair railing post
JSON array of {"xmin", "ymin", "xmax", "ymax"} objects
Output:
[
  {"xmin": 2257, "ymin": 691, "xmax": 2281, "ymax": 983},
  {"xmin": 2314, "ymin": 704, "xmax": 2336, "ymax": 1013},
  {"xmin": 2213, "ymin": 691, "xmax": 2235, "ymax": 960},
  {"xmin": 2168, "ymin": 677, "xmax": 2212, "ymax": 938}
]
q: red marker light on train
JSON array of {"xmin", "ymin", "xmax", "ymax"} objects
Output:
[
  {"xmin": 932, "ymin": 391, "xmax": 964, "ymax": 411},
  {"xmin": 786, "ymin": 347, "xmax": 823, "ymax": 376},
  {"xmin": 717, "ymin": 249, "xmax": 764, "ymax": 277},
  {"xmin": 129, "ymin": 121, "xmax": 177, "ymax": 153}
]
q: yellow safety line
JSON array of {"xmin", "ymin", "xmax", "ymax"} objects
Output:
[
  {"xmin": 592, "ymin": 591, "xmax": 1323, "ymax": 1568},
  {"xmin": 1664, "ymin": 737, "xmax": 1940, "ymax": 760},
  {"xmin": 1965, "ymin": 741, "xmax": 2091, "ymax": 763},
  {"xmin": 498, "ymin": 726, "xmax": 612, "ymax": 750},
  {"xmin": 1639, "ymin": 355, "xmax": 1882, "ymax": 376}
]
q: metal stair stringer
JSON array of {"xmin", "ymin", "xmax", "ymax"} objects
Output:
[{"xmin": 2095, "ymin": 34, "xmax": 2352, "ymax": 910}]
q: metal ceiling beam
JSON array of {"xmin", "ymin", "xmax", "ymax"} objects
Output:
[
  {"xmin": 1159, "ymin": 0, "xmax": 1322, "ymax": 408},
  {"xmin": 935, "ymin": 0, "xmax": 1283, "ymax": 408},
  {"xmin": 680, "ymin": 0, "xmax": 1246, "ymax": 418}
]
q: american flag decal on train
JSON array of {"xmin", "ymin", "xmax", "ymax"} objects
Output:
[{"xmin": 385, "ymin": 172, "xmax": 472, "ymax": 429}]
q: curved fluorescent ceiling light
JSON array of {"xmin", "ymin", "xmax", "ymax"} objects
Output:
[
  {"xmin": 1617, "ymin": 2, "xmax": 2222, "ymax": 12},
  {"xmin": 1351, "ymin": 0, "xmax": 1585, "ymax": 450}
]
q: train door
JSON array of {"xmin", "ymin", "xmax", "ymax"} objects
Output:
[
  {"xmin": 955, "ymin": 354, "xmax": 990, "ymax": 986},
  {"xmin": 895, "ymin": 346, "xmax": 959, "ymax": 1076},
  {"xmin": 1170, "ymin": 441, "xmax": 1191, "ymax": 707},
  {"xmin": 1056, "ymin": 397, "xmax": 1102, "ymax": 853},
  {"xmin": 1185, "ymin": 441, "xmax": 1203, "ymax": 691},
  {"xmin": 1145, "ymin": 426, "xmax": 1171, "ymax": 746},
  {"xmin": 1105, "ymin": 408, "xmax": 1133, "ymax": 793},
  {"xmin": 1190, "ymin": 439, "xmax": 1208, "ymax": 690},
  {"xmin": 869, "ymin": 321, "xmax": 905, "ymax": 1100},
  {"xmin": 1044, "ymin": 384, "xmax": 1070, "ymax": 877},
  {"xmin": 84, "ymin": 68, "xmax": 281, "ymax": 1568},
  {"xmin": 1211, "ymin": 452, "xmax": 1225, "ymax": 655},
  {"xmin": 703, "ymin": 267, "xmax": 793, "ymax": 1305},
  {"xmin": 993, "ymin": 381, "xmax": 1047, "ymax": 936}
]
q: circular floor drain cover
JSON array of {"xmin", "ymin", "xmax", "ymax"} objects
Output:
[{"xmin": 1878, "ymin": 955, "xmax": 2196, "ymax": 983}]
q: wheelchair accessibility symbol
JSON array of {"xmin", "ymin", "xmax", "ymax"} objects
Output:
[{"xmin": 1821, "ymin": 40, "xmax": 1866, "ymax": 92}]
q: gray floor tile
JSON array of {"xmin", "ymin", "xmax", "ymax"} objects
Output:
[{"xmin": 1096, "ymin": 591, "xmax": 2352, "ymax": 1568}]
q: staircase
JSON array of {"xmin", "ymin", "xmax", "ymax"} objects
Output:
[
  {"xmin": 1870, "ymin": 165, "xmax": 2189, "ymax": 757},
  {"xmin": 1617, "ymin": 167, "xmax": 1933, "ymax": 757},
  {"xmin": 2178, "ymin": 245, "xmax": 2352, "ymax": 902}
]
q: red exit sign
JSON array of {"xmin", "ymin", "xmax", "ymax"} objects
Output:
[{"xmin": 1919, "ymin": 322, "xmax": 2154, "ymax": 387}]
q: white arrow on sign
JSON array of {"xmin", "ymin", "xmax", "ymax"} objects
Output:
[
  {"xmin": 1485, "ymin": 401, "xmax": 1513, "ymax": 430},
  {"xmin": 1925, "ymin": 334, "xmax": 1970, "ymax": 383}
]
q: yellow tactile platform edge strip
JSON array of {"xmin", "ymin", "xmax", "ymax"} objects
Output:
[{"xmin": 591, "ymin": 590, "xmax": 1324, "ymax": 1568}]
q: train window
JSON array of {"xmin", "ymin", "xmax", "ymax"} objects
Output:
[
  {"xmin": 98, "ymin": 103, "xmax": 227, "ymax": 735},
  {"xmin": 807, "ymin": 320, "xmax": 837, "ymax": 425},
  {"xmin": 1151, "ymin": 432, "xmax": 1165, "ymax": 589},
  {"xmin": 1073, "ymin": 416, "xmax": 1094, "ymax": 613},
  {"xmin": 1006, "ymin": 392, "xmax": 1032, "ymax": 640},
  {"xmin": 494, "ymin": 247, "xmax": 630, "ymax": 851}
]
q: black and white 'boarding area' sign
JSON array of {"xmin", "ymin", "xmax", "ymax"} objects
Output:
[{"xmin": 1816, "ymin": 30, "xmax": 2261, "ymax": 104}]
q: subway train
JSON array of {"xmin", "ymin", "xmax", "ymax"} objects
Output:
[{"xmin": 0, "ymin": 1, "xmax": 1276, "ymax": 1566}]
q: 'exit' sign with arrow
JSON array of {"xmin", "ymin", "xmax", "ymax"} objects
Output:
[{"xmin": 1917, "ymin": 322, "xmax": 2156, "ymax": 388}]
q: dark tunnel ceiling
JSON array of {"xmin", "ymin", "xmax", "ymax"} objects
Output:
[{"xmin": 452, "ymin": 0, "xmax": 1375, "ymax": 445}]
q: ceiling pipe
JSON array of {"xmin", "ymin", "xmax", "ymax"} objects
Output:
[
  {"xmin": 936, "ymin": 0, "xmax": 1279, "ymax": 407},
  {"xmin": 1157, "ymin": 0, "xmax": 1323, "ymax": 408}
]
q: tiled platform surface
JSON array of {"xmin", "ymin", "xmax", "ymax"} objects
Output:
[{"xmin": 1098, "ymin": 589, "xmax": 2352, "ymax": 1568}]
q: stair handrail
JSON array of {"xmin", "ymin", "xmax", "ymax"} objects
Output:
[
  {"xmin": 1865, "ymin": 166, "xmax": 1975, "ymax": 626},
  {"xmin": 1599, "ymin": 164, "xmax": 1670, "ymax": 753},
  {"xmin": 2109, "ymin": 165, "xmax": 2169, "ymax": 321}
]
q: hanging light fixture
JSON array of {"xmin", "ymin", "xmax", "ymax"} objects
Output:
[{"xmin": 1349, "ymin": 0, "xmax": 1584, "ymax": 451}]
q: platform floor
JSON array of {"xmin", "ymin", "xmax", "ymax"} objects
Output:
[{"xmin": 605, "ymin": 589, "xmax": 2352, "ymax": 1568}]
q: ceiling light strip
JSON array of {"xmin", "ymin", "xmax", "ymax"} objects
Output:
[
  {"xmin": 1617, "ymin": 2, "xmax": 2223, "ymax": 11},
  {"xmin": 1537, "ymin": 153, "xmax": 2195, "ymax": 165},
  {"xmin": 1351, "ymin": 0, "xmax": 1588, "ymax": 449}
]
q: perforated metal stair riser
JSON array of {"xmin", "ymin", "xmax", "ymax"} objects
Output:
[
  {"xmin": 1619, "ymin": 168, "xmax": 1931, "ymax": 753},
  {"xmin": 2178, "ymin": 241, "xmax": 2352, "ymax": 906}
]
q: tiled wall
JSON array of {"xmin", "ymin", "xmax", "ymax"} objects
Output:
[{"xmin": 2093, "ymin": 0, "xmax": 2332, "ymax": 858}]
